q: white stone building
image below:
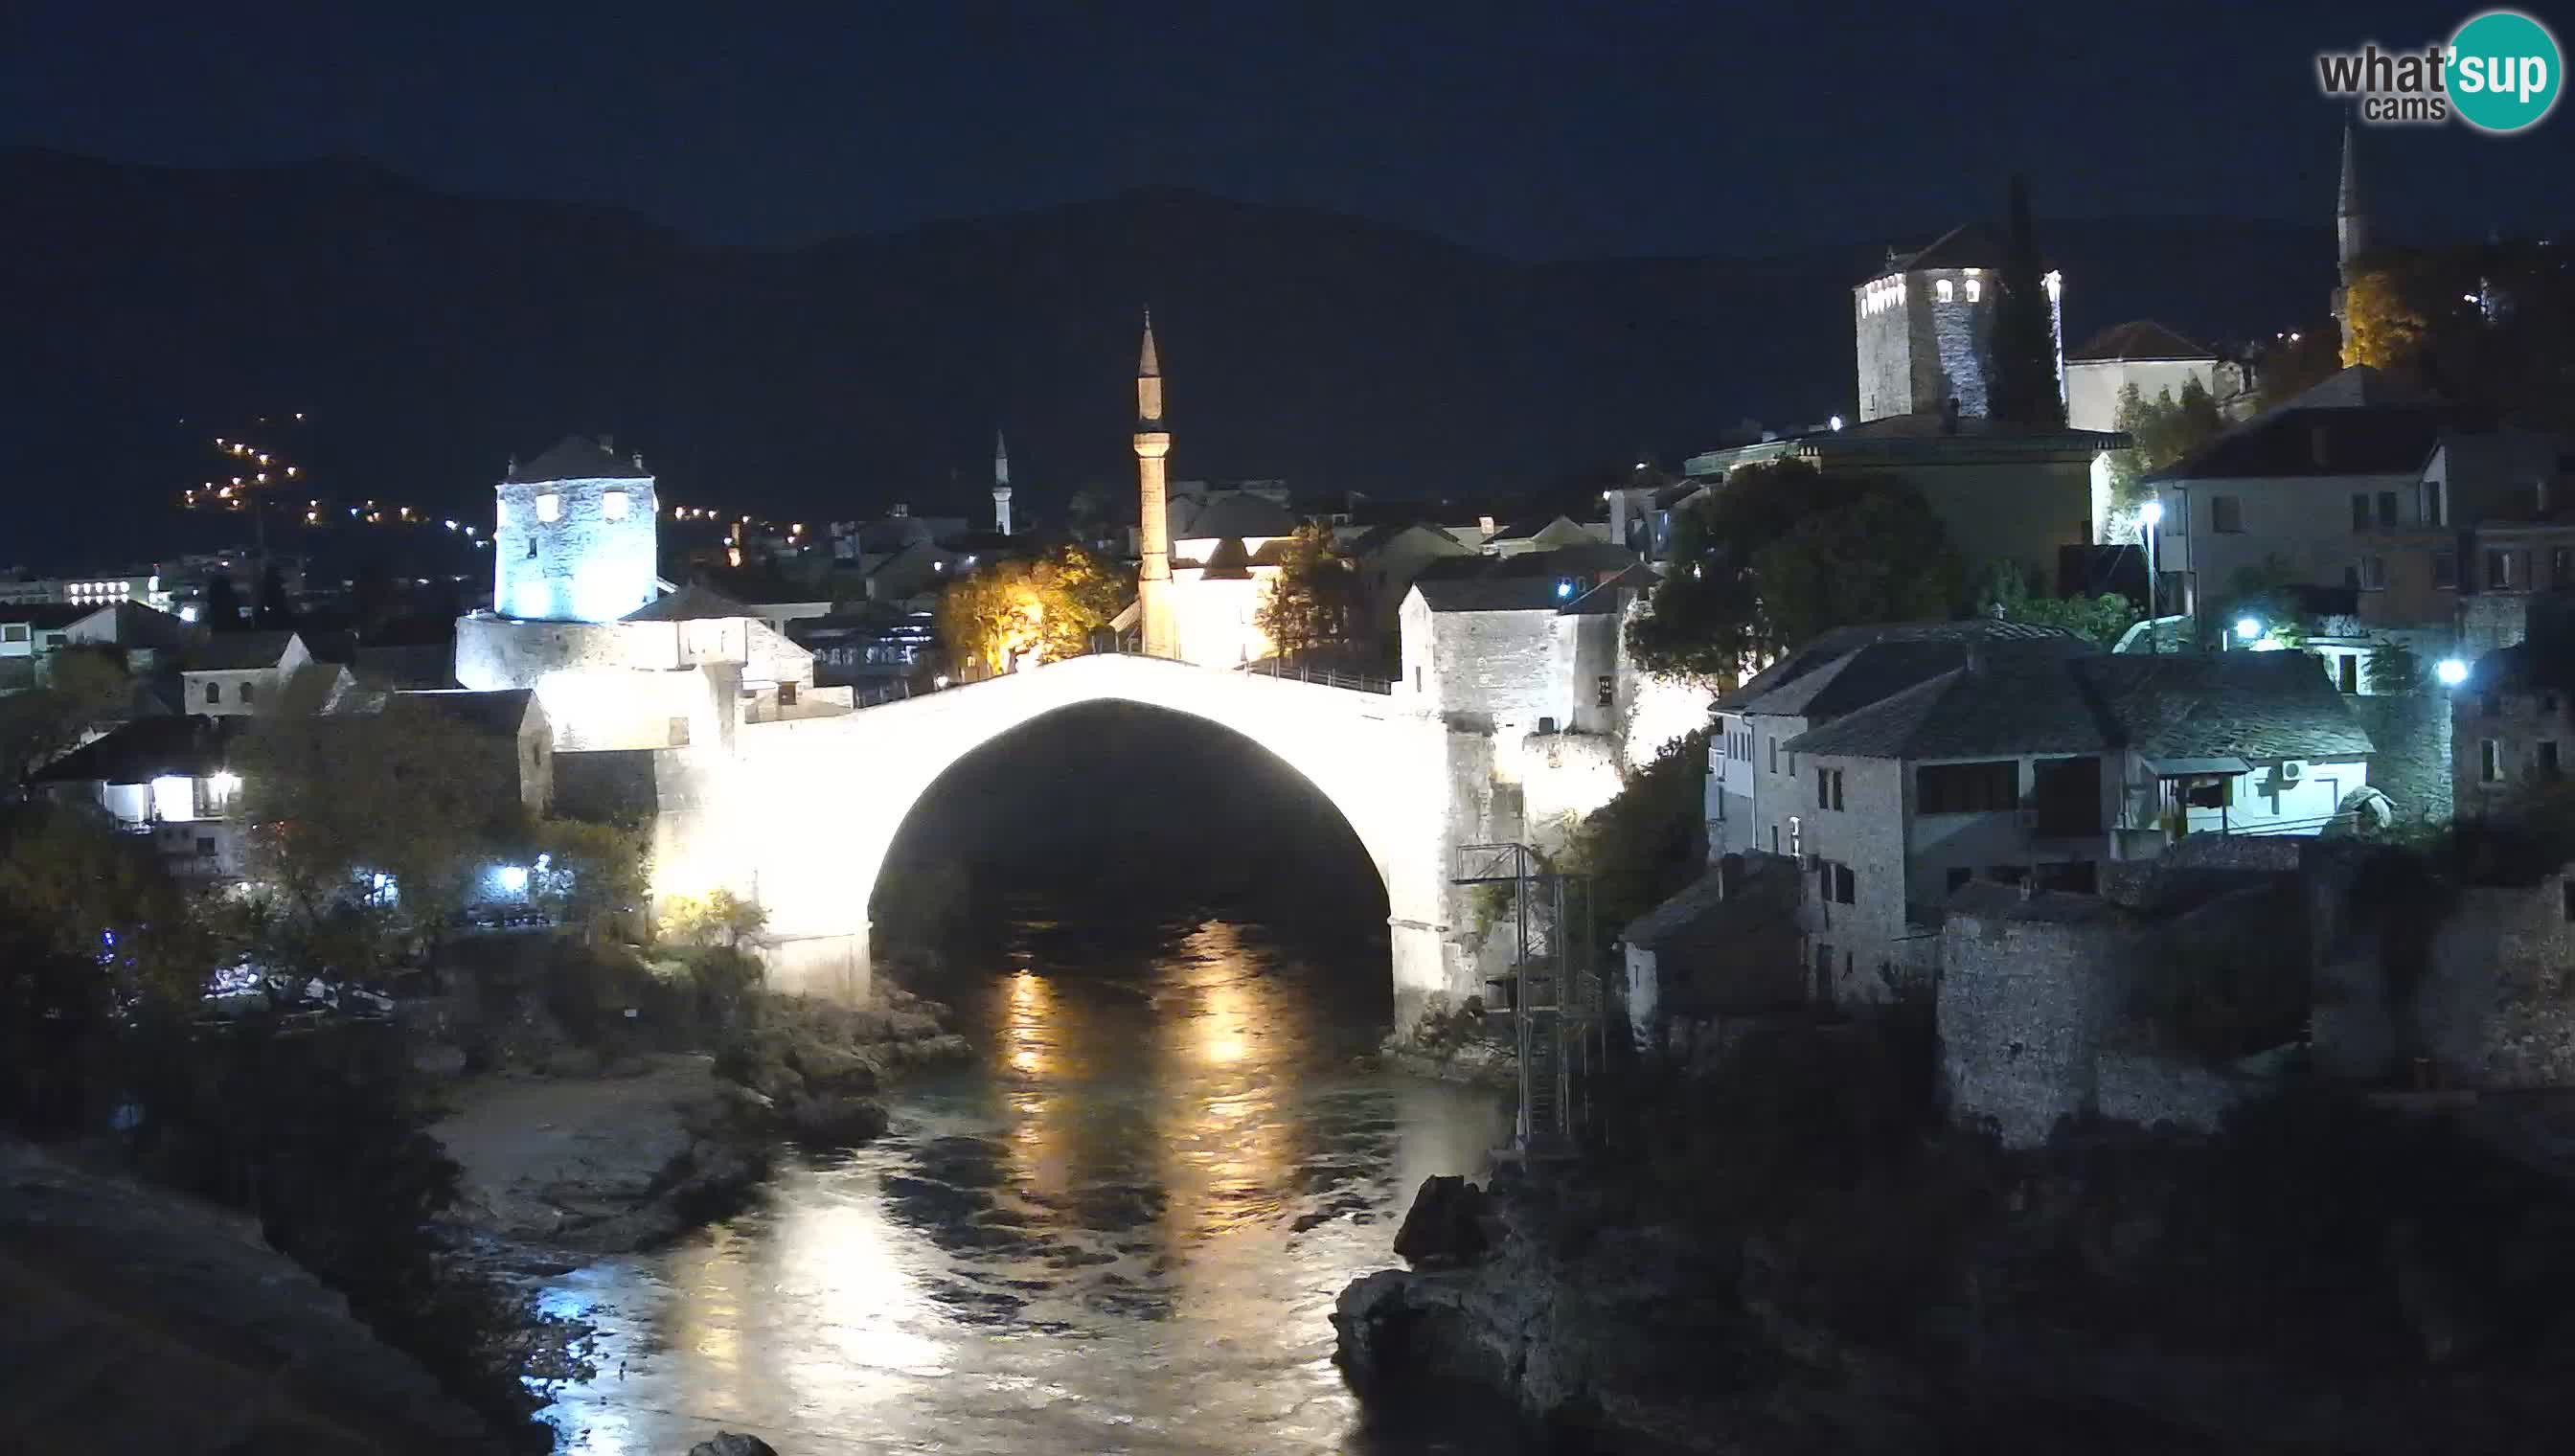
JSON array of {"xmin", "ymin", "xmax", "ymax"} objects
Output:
[
  {"xmin": 179, "ymin": 630, "xmax": 313, "ymax": 715},
  {"xmin": 1853, "ymin": 223, "xmax": 2062, "ymax": 425},
  {"xmin": 2062, "ymin": 321, "xmax": 2222, "ymax": 435},
  {"xmin": 492, "ymin": 436, "xmax": 660, "ymax": 625}
]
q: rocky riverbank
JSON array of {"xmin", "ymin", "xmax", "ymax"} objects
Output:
[
  {"xmin": 1334, "ymin": 1115, "xmax": 2575, "ymax": 1455},
  {"xmin": 0, "ymin": 1137, "xmax": 501, "ymax": 1453}
]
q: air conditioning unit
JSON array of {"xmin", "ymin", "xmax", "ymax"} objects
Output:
[{"xmin": 2279, "ymin": 760, "xmax": 2306, "ymax": 784}]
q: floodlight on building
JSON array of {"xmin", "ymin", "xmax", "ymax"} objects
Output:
[
  {"xmin": 2436, "ymin": 657, "xmax": 2470, "ymax": 687},
  {"xmin": 207, "ymin": 771, "xmax": 240, "ymax": 801},
  {"xmin": 1830, "ymin": 415, "xmax": 1844, "ymax": 431},
  {"xmin": 934, "ymin": 675, "xmax": 952, "ymax": 689},
  {"xmin": 1556, "ymin": 580, "xmax": 1575, "ymax": 600},
  {"xmin": 2139, "ymin": 499, "xmax": 2164, "ymax": 528},
  {"xmin": 2235, "ymin": 617, "xmax": 2263, "ymax": 642},
  {"xmin": 497, "ymin": 865, "xmax": 529, "ymax": 893}
]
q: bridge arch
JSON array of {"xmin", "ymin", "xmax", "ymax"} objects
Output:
[{"xmin": 692, "ymin": 656, "xmax": 1463, "ymax": 1026}]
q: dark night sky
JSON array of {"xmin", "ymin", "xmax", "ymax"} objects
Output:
[{"xmin": 7, "ymin": 1, "xmax": 2571, "ymax": 257}]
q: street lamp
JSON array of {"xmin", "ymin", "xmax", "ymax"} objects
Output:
[
  {"xmin": 2435, "ymin": 657, "xmax": 2469, "ymax": 687},
  {"xmin": 2139, "ymin": 499, "xmax": 2165, "ymax": 652},
  {"xmin": 2235, "ymin": 616, "xmax": 2263, "ymax": 643}
]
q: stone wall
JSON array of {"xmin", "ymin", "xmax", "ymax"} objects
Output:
[
  {"xmin": 493, "ymin": 473, "xmax": 659, "ymax": 623},
  {"xmin": 1855, "ymin": 281, "xmax": 1913, "ymax": 421},
  {"xmin": 1939, "ymin": 888, "xmax": 2136, "ymax": 1149},
  {"xmin": 2093, "ymin": 1050, "xmax": 2245, "ymax": 1134},
  {"xmin": 2352, "ymin": 691, "xmax": 2452, "ymax": 827},
  {"xmin": 2419, "ymin": 877, "xmax": 2575, "ymax": 1088},
  {"xmin": 1928, "ymin": 284, "xmax": 1989, "ymax": 419}
]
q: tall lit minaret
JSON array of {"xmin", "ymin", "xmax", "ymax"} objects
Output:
[
  {"xmin": 2333, "ymin": 123, "xmax": 2370, "ymax": 352},
  {"xmin": 1133, "ymin": 309, "xmax": 1177, "ymax": 658},
  {"xmin": 991, "ymin": 429, "xmax": 1014, "ymax": 535}
]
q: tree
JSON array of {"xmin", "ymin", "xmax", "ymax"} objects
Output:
[
  {"xmin": 232, "ymin": 698, "xmax": 518, "ymax": 977},
  {"xmin": 199, "ymin": 574, "xmax": 244, "ymax": 631},
  {"xmin": 934, "ymin": 542, "xmax": 1130, "ymax": 677},
  {"xmin": 2102, "ymin": 378, "xmax": 2224, "ymax": 524},
  {"xmin": 0, "ymin": 646, "xmax": 128, "ymax": 789},
  {"xmin": 1255, "ymin": 522, "xmax": 1359, "ymax": 666},
  {"xmin": 1627, "ymin": 460, "xmax": 1963, "ymax": 683},
  {"xmin": 1986, "ymin": 174, "xmax": 2065, "ymax": 427},
  {"xmin": 0, "ymin": 802, "xmax": 212, "ymax": 1006},
  {"xmin": 2341, "ymin": 266, "xmax": 2428, "ymax": 371},
  {"xmin": 659, "ymin": 888, "xmax": 767, "ymax": 950},
  {"xmin": 2366, "ymin": 637, "xmax": 2425, "ymax": 694},
  {"xmin": 1973, "ymin": 562, "xmax": 2139, "ymax": 648},
  {"xmin": 2252, "ymin": 328, "xmax": 2343, "ymax": 413},
  {"xmin": 525, "ymin": 817, "xmax": 650, "ymax": 940}
]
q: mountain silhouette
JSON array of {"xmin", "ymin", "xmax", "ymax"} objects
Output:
[{"xmin": 0, "ymin": 148, "xmax": 2333, "ymax": 566}]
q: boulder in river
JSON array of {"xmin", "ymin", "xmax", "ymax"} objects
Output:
[
  {"xmin": 688, "ymin": 1433, "xmax": 780, "ymax": 1456},
  {"xmin": 1392, "ymin": 1173, "xmax": 1490, "ymax": 1267}
]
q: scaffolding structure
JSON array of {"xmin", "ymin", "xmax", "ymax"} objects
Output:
[{"xmin": 1454, "ymin": 842, "xmax": 1603, "ymax": 1157}]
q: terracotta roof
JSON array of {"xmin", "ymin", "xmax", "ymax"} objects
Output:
[{"xmin": 2067, "ymin": 320, "xmax": 2216, "ymax": 363}]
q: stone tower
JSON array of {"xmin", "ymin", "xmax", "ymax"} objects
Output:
[
  {"xmin": 991, "ymin": 429, "xmax": 1014, "ymax": 536},
  {"xmin": 2334, "ymin": 123, "xmax": 2370, "ymax": 348},
  {"xmin": 1852, "ymin": 224, "xmax": 2059, "ymax": 424},
  {"xmin": 492, "ymin": 435, "xmax": 658, "ymax": 623},
  {"xmin": 1133, "ymin": 311, "xmax": 1177, "ymax": 658}
]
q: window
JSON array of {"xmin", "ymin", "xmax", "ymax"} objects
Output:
[
  {"xmin": 2482, "ymin": 739, "xmax": 2502, "ymax": 784},
  {"xmin": 602, "ymin": 489, "xmax": 629, "ymax": 521},
  {"xmin": 1770, "ymin": 826, "xmax": 1780, "ymax": 853},
  {"xmin": 2210, "ymin": 495, "xmax": 2243, "ymax": 534},
  {"xmin": 1817, "ymin": 767, "xmax": 1829, "ymax": 808},
  {"xmin": 1935, "ymin": 279, "xmax": 1954, "ymax": 303},
  {"xmin": 239, "ymin": 682, "xmax": 254, "ymax": 705},
  {"xmin": 2351, "ymin": 493, "xmax": 2371, "ymax": 531},
  {"xmin": 2434, "ymin": 551, "xmax": 2458, "ymax": 588},
  {"xmin": 2555, "ymin": 548, "xmax": 2575, "ymax": 588},
  {"xmin": 1916, "ymin": 761, "xmax": 2018, "ymax": 814},
  {"xmin": 2542, "ymin": 740, "xmax": 2563, "ymax": 779},
  {"xmin": 1833, "ymin": 863, "xmax": 1856, "ymax": 904},
  {"xmin": 2029, "ymin": 756, "xmax": 2104, "ymax": 835},
  {"xmin": 778, "ymin": 681, "xmax": 799, "ymax": 708},
  {"xmin": 536, "ymin": 492, "xmax": 562, "ymax": 522},
  {"xmin": 2182, "ymin": 776, "xmax": 2233, "ymax": 809},
  {"xmin": 1789, "ymin": 815, "xmax": 1802, "ymax": 859},
  {"xmin": 1965, "ymin": 278, "xmax": 1982, "ymax": 303},
  {"xmin": 205, "ymin": 681, "xmax": 221, "ymax": 704},
  {"xmin": 1769, "ymin": 739, "xmax": 1778, "ymax": 773},
  {"xmin": 2377, "ymin": 490, "xmax": 2400, "ymax": 528},
  {"xmin": 1595, "ymin": 674, "xmax": 1614, "ymax": 708},
  {"xmin": 2359, "ymin": 555, "xmax": 2387, "ymax": 590},
  {"xmin": 1832, "ymin": 769, "xmax": 1844, "ymax": 810},
  {"xmin": 2339, "ymin": 654, "xmax": 2360, "ymax": 694},
  {"xmin": 1413, "ymin": 667, "xmax": 1422, "ymax": 692},
  {"xmin": 525, "ymin": 538, "xmax": 538, "ymax": 559},
  {"xmin": 2489, "ymin": 549, "xmax": 2523, "ymax": 591},
  {"xmin": 0, "ymin": 624, "xmax": 24, "ymax": 643}
]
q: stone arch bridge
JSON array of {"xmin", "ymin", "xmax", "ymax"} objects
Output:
[{"xmin": 662, "ymin": 654, "xmax": 1483, "ymax": 1029}]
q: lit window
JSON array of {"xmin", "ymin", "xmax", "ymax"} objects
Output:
[
  {"xmin": 1966, "ymin": 279, "xmax": 1982, "ymax": 303},
  {"xmin": 536, "ymin": 492, "xmax": 561, "ymax": 522},
  {"xmin": 1936, "ymin": 279, "xmax": 1954, "ymax": 303},
  {"xmin": 603, "ymin": 489, "xmax": 629, "ymax": 521}
]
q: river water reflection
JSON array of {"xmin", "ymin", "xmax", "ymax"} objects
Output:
[{"xmin": 537, "ymin": 917, "xmax": 1515, "ymax": 1454}]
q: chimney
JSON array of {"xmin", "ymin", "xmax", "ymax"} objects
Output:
[{"xmin": 1940, "ymin": 397, "xmax": 1961, "ymax": 435}]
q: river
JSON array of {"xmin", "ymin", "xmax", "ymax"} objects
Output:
[{"xmin": 533, "ymin": 914, "xmax": 1518, "ymax": 1455}]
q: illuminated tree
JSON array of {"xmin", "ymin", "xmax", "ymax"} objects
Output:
[
  {"xmin": 1973, "ymin": 562, "xmax": 2139, "ymax": 648},
  {"xmin": 659, "ymin": 887, "xmax": 767, "ymax": 949},
  {"xmin": 1254, "ymin": 522, "xmax": 1358, "ymax": 666},
  {"xmin": 2341, "ymin": 267, "xmax": 2427, "ymax": 370},
  {"xmin": 2104, "ymin": 377, "xmax": 2224, "ymax": 519},
  {"xmin": 934, "ymin": 542, "xmax": 1130, "ymax": 677}
]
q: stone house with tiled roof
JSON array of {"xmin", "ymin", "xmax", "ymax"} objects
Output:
[{"xmin": 1774, "ymin": 648, "xmax": 2372, "ymax": 1005}]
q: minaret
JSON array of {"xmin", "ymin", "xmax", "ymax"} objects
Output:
[
  {"xmin": 991, "ymin": 429, "xmax": 1014, "ymax": 535},
  {"xmin": 1133, "ymin": 309, "xmax": 1177, "ymax": 658},
  {"xmin": 2334, "ymin": 123, "xmax": 2370, "ymax": 347}
]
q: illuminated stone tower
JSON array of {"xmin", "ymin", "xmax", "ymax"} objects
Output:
[
  {"xmin": 1133, "ymin": 311, "xmax": 1177, "ymax": 658},
  {"xmin": 2333, "ymin": 123, "xmax": 2370, "ymax": 351},
  {"xmin": 492, "ymin": 434, "xmax": 658, "ymax": 623},
  {"xmin": 991, "ymin": 429, "xmax": 1014, "ymax": 535}
]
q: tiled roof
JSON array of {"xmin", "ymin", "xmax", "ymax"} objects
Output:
[
  {"xmin": 1720, "ymin": 620, "xmax": 2085, "ymax": 712},
  {"xmin": 2149, "ymin": 402, "xmax": 2487, "ymax": 482},
  {"xmin": 1883, "ymin": 222, "xmax": 2011, "ymax": 275},
  {"xmin": 184, "ymin": 629, "xmax": 300, "ymax": 672},
  {"xmin": 1413, "ymin": 577, "xmax": 1569, "ymax": 613},
  {"xmin": 1488, "ymin": 514, "xmax": 1582, "ymax": 542},
  {"xmin": 0, "ymin": 603, "xmax": 94, "ymax": 629},
  {"xmin": 514, "ymin": 435, "xmax": 649, "ymax": 483},
  {"xmin": 1173, "ymin": 492, "xmax": 1299, "ymax": 540},
  {"xmin": 1411, "ymin": 545, "xmax": 1652, "ymax": 614},
  {"xmin": 2067, "ymin": 320, "xmax": 2215, "ymax": 363},
  {"xmin": 34, "ymin": 715, "xmax": 246, "ymax": 785},
  {"xmin": 624, "ymin": 583, "xmax": 754, "ymax": 623},
  {"xmin": 1783, "ymin": 649, "xmax": 2372, "ymax": 762}
]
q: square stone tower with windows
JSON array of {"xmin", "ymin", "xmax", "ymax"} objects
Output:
[
  {"xmin": 1854, "ymin": 224, "xmax": 2062, "ymax": 424},
  {"xmin": 493, "ymin": 435, "xmax": 659, "ymax": 623}
]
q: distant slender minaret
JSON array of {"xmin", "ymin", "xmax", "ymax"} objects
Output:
[
  {"xmin": 1133, "ymin": 309, "xmax": 1177, "ymax": 658},
  {"xmin": 991, "ymin": 429, "xmax": 1014, "ymax": 535},
  {"xmin": 2334, "ymin": 123, "xmax": 2370, "ymax": 351}
]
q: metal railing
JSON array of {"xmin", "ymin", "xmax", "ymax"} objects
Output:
[
  {"xmin": 839, "ymin": 645, "xmax": 1393, "ymax": 712},
  {"xmin": 1234, "ymin": 659, "xmax": 1394, "ymax": 694}
]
